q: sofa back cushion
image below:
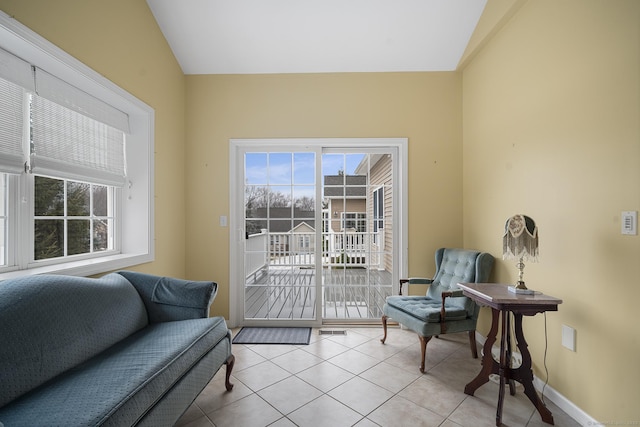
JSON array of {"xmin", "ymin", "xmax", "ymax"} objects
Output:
[{"xmin": 0, "ymin": 273, "xmax": 148, "ymax": 408}]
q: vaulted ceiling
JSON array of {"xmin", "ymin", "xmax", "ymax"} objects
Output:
[{"xmin": 146, "ymin": 0, "xmax": 487, "ymax": 74}]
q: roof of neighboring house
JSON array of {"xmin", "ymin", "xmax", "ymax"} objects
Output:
[
  {"xmin": 292, "ymin": 221, "xmax": 315, "ymax": 232},
  {"xmin": 323, "ymin": 175, "xmax": 366, "ymax": 198},
  {"xmin": 249, "ymin": 207, "xmax": 315, "ymax": 233}
]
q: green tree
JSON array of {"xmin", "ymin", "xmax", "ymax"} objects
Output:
[{"xmin": 34, "ymin": 177, "xmax": 94, "ymax": 259}]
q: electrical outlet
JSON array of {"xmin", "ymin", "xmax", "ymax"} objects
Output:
[
  {"xmin": 561, "ymin": 325, "xmax": 576, "ymax": 351},
  {"xmin": 621, "ymin": 211, "xmax": 637, "ymax": 235}
]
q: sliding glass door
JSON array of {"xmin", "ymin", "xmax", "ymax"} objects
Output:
[{"xmin": 230, "ymin": 139, "xmax": 406, "ymax": 327}]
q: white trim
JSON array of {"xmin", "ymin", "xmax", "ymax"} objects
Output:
[
  {"xmin": 228, "ymin": 142, "xmax": 240, "ymax": 327},
  {"xmin": 474, "ymin": 331, "xmax": 595, "ymax": 426},
  {"xmin": 0, "ymin": 11, "xmax": 154, "ymax": 279}
]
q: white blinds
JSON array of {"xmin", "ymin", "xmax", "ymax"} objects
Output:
[
  {"xmin": 0, "ymin": 48, "xmax": 32, "ymax": 174},
  {"xmin": 0, "ymin": 47, "xmax": 35, "ymax": 90},
  {"xmin": 34, "ymin": 68, "xmax": 130, "ymax": 133},
  {"xmin": 31, "ymin": 95, "xmax": 126, "ymax": 186},
  {"xmin": 0, "ymin": 78, "xmax": 26, "ymax": 174},
  {"xmin": 0, "ymin": 48, "xmax": 130, "ymax": 185}
]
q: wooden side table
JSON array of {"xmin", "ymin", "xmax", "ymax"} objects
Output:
[{"xmin": 457, "ymin": 283, "xmax": 562, "ymax": 426}]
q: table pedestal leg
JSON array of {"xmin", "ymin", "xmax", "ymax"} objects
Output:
[
  {"xmin": 464, "ymin": 309, "xmax": 500, "ymax": 395},
  {"xmin": 464, "ymin": 309, "xmax": 555, "ymax": 426},
  {"xmin": 496, "ymin": 309, "xmax": 508, "ymax": 426},
  {"xmin": 511, "ymin": 313, "xmax": 555, "ymax": 425}
]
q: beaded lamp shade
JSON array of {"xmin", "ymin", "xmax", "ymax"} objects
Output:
[{"xmin": 503, "ymin": 214, "xmax": 538, "ymax": 292}]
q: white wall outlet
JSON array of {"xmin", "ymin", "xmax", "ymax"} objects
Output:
[
  {"xmin": 561, "ymin": 324, "xmax": 576, "ymax": 352},
  {"xmin": 621, "ymin": 211, "xmax": 637, "ymax": 235}
]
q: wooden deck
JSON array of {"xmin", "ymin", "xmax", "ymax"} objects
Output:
[{"xmin": 244, "ymin": 266, "xmax": 393, "ymax": 320}]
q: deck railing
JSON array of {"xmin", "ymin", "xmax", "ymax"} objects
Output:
[
  {"xmin": 245, "ymin": 230, "xmax": 382, "ymax": 268},
  {"xmin": 245, "ymin": 229, "xmax": 269, "ymax": 278},
  {"xmin": 244, "ymin": 230, "xmax": 391, "ymax": 320}
]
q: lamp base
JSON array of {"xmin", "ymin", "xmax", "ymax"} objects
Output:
[{"xmin": 508, "ymin": 285, "xmax": 536, "ymax": 295}]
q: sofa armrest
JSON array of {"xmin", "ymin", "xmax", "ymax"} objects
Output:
[{"xmin": 116, "ymin": 271, "xmax": 217, "ymax": 322}]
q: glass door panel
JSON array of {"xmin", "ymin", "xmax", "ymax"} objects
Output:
[
  {"xmin": 243, "ymin": 152, "xmax": 317, "ymax": 320},
  {"xmin": 321, "ymin": 151, "xmax": 393, "ymax": 321}
]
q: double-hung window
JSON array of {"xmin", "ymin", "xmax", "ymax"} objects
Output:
[
  {"xmin": 0, "ymin": 13, "xmax": 154, "ymax": 278},
  {"xmin": 341, "ymin": 212, "xmax": 366, "ymax": 232}
]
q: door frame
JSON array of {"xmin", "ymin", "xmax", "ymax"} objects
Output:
[{"xmin": 228, "ymin": 138, "xmax": 408, "ymax": 328}]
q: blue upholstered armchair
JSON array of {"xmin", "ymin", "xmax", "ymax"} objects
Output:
[{"xmin": 381, "ymin": 248, "xmax": 494, "ymax": 373}]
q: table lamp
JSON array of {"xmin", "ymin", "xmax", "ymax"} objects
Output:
[{"xmin": 503, "ymin": 214, "xmax": 538, "ymax": 294}]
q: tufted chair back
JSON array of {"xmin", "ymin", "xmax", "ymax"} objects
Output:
[{"xmin": 426, "ymin": 248, "xmax": 494, "ymax": 316}]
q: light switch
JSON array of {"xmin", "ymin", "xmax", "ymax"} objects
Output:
[
  {"xmin": 621, "ymin": 211, "xmax": 637, "ymax": 235},
  {"xmin": 219, "ymin": 215, "xmax": 227, "ymax": 227}
]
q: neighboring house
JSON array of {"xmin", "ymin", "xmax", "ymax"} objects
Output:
[
  {"xmin": 247, "ymin": 207, "xmax": 315, "ymax": 253},
  {"xmin": 323, "ymin": 174, "xmax": 367, "ymax": 233},
  {"xmin": 356, "ymin": 154, "xmax": 393, "ymax": 272},
  {"xmin": 246, "ymin": 163, "xmax": 391, "ymax": 270},
  {"xmin": 290, "ymin": 222, "xmax": 315, "ymax": 254},
  {"xmin": 324, "ymin": 158, "xmax": 393, "ymax": 271}
]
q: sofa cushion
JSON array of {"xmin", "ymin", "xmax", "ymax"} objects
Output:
[
  {"xmin": 0, "ymin": 273, "xmax": 148, "ymax": 408},
  {"xmin": 0, "ymin": 317, "xmax": 230, "ymax": 427},
  {"xmin": 385, "ymin": 296, "xmax": 468, "ymax": 322}
]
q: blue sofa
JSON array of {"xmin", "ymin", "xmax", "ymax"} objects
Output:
[{"xmin": 0, "ymin": 271, "xmax": 234, "ymax": 426}]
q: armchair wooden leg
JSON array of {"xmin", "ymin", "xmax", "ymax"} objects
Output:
[
  {"xmin": 468, "ymin": 330, "xmax": 478, "ymax": 358},
  {"xmin": 418, "ymin": 335, "xmax": 432, "ymax": 373},
  {"xmin": 381, "ymin": 315, "xmax": 388, "ymax": 344}
]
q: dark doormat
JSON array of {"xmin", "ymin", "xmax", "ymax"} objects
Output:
[{"xmin": 232, "ymin": 327, "xmax": 312, "ymax": 345}]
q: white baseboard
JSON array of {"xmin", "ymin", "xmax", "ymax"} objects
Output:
[
  {"xmin": 532, "ymin": 376, "xmax": 596, "ymax": 426},
  {"xmin": 474, "ymin": 331, "xmax": 597, "ymax": 426}
]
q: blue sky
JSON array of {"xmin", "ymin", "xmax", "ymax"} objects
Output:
[{"xmin": 245, "ymin": 152, "xmax": 365, "ymax": 186}]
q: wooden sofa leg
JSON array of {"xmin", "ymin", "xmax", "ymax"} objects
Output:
[
  {"xmin": 380, "ymin": 315, "xmax": 388, "ymax": 344},
  {"xmin": 418, "ymin": 335, "xmax": 432, "ymax": 373},
  {"xmin": 224, "ymin": 354, "xmax": 235, "ymax": 391},
  {"xmin": 468, "ymin": 330, "xmax": 478, "ymax": 359}
]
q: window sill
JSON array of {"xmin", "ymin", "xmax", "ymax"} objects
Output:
[{"xmin": 0, "ymin": 253, "xmax": 153, "ymax": 282}]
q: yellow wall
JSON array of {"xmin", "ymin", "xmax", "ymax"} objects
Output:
[
  {"xmin": 4, "ymin": 0, "xmax": 634, "ymax": 421},
  {"xmin": 0, "ymin": 0, "xmax": 187, "ymax": 277},
  {"xmin": 185, "ymin": 72, "xmax": 464, "ymax": 317},
  {"xmin": 463, "ymin": 0, "xmax": 640, "ymax": 421}
]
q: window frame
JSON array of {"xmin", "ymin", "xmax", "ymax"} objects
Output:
[
  {"xmin": 372, "ymin": 185, "xmax": 384, "ymax": 244},
  {"xmin": 0, "ymin": 12, "xmax": 154, "ymax": 280},
  {"xmin": 31, "ymin": 175, "xmax": 117, "ymax": 264},
  {"xmin": 373, "ymin": 185, "xmax": 384, "ymax": 231},
  {"xmin": 341, "ymin": 211, "xmax": 366, "ymax": 232}
]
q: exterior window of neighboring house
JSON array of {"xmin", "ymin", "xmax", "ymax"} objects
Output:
[
  {"xmin": 0, "ymin": 17, "xmax": 154, "ymax": 278},
  {"xmin": 271, "ymin": 235, "xmax": 287, "ymax": 252},
  {"xmin": 373, "ymin": 186, "xmax": 384, "ymax": 243},
  {"xmin": 341, "ymin": 212, "xmax": 366, "ymax": 232},
  {"xmin": 298, "ymin": 235, "xmax": 310, "ymax": 249}
]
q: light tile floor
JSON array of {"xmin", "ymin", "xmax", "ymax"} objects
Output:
[{"xmin": 176, "ymin": 327, "xmax": 581, "ymax": 427}]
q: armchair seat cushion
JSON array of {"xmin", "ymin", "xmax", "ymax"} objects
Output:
[
  {"xmin": 385, "ymin": 296, "xmax": 468, "ymax": 322},
  {"xmin": 381, "ymin": 248, "xmax": 494, "ymax": 373}
]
